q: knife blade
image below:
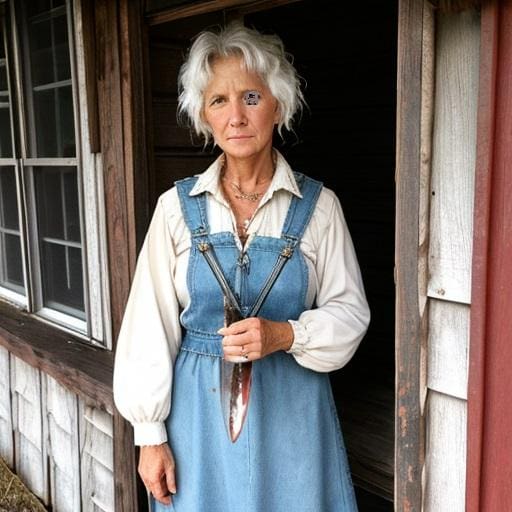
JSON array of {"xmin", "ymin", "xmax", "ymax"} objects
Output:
[{"xmin": 220, "ymin": 298, "xmax": 252, "ymax": 443}]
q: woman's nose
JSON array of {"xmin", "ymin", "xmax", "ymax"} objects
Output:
[{"xmin": 229, "ymin": 101, "xmax": 247, "ymax": 126}]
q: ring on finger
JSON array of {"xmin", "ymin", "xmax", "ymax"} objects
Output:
[{"xmin": 240, "ymin": 345, "xmax": 245, "ymax": 356}]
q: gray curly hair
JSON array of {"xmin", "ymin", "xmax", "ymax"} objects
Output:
[{"xmin": 177, "ymin": 20, "xmax": 307, "ymax": 147}]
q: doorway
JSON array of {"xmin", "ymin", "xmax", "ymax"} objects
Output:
[{"xmin": 146, "ymin": 1, "xmax": 396, "ymax": 509}]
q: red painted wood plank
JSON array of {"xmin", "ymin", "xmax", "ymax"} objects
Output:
[
  {"xmin": 466, "ymin": 2, "xmax": 498, "ymax": 510},
  {"xmin": 467, "ymin": 1, "xmax": 512, "ymax": 510}
]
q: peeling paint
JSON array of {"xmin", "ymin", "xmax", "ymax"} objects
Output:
[{"xmin": 399, "ymin": 405, "xmax": 408, "ymax": 437}]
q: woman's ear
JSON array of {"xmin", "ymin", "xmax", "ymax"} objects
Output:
[{"xmin": 273, "ymin": 102, "xmax": 280, "ymax": 124}]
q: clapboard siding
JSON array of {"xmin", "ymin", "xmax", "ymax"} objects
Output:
[
  {"xmin": 80, "ymin": 401, "xmax": 115, "ymax": 512},
  {"xmin": 12, "ymin": 357, "xmax": 48, "ymax": 504},
  {"xmin": 0, "ymin": 351, "xmax": 114, "ymax": 511},
  {"xmin": 46, "ymin": 375, "xmax": 81, "ymax": 512},
  {"xmin": 0, "ymin": 345, "xmax": 13, "ymax": 466},
  {"xmin": 424, "ymin": 391, "xmax": 467, "ymax": 512},
  {"xmin": 427, "ymin": 299, "xmax": 469, "ymax": 400},
  {"xmin": 427, "ymin": 9, "xmax": 480, "ymax": 304},
  {"xmin": 423, "ymin": 8, "xmax": 480, "ymax": 512}
]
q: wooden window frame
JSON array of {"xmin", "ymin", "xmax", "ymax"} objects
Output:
[
  {"xmin": 0, "ymin": 0, "xmax": 115, "ymax": 493},
  {"xmin": 0, "ymin": 0, "xmax": 112, "ymax": 346}
]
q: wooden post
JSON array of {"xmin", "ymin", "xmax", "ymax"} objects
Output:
[
  {"xmin": 395, "ymin": 0, "xmax": 426, "ymax": 510},
  {"xmin": 95, "ymin": 0, "xmax": 149, "ymax": 509}
]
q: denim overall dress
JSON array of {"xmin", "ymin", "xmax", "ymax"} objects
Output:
[{"xmin": 151, "ymin": 172, "xmax": 358, "ymax": 512}]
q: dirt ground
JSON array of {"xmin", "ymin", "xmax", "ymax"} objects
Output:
[{"xmin": 0, "ymin": 458, "xmax": 47, "ymax": 512}]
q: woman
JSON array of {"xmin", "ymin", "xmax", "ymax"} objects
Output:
[{"xmin": 113, "ymin": 20, "xmax": 370, "ymax": 512}]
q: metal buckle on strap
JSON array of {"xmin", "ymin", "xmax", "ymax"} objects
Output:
[{"xmin": 281, "ymin": 246, "xmax": 294, "ymax": 258}]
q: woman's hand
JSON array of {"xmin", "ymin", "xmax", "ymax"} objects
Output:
[
  {"xmin": 219, "ymin": 317, "xmax": 294, "ymax": 362},
  {"xmin": 139, "ymin": 443, "xmax": 176, "ymax": 505}
]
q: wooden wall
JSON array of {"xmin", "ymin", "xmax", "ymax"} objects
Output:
[
  {"xmin": 423, "ymin": 9, "xmax": 480, "ymax": 512},
  {"xmin": 0, "ymin": 345, "xmax": 114, "ymax": 512}
]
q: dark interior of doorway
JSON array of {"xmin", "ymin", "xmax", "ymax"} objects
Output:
[{"xmin": 147, "ymin": 1, "xmax": 396, "ymax": 509}]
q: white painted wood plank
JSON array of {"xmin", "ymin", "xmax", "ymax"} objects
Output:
[
  {"xmin": 12, "ymin": 357, "xmax": 48, "ymax": 503},
  {"xmin": 79, "ymin": 399, "xmax": 114, "ymax": 512},
  {"xmin": 0, "ymin": 346, "xmax": 13, "ymax": 466},
  {"xmin": 45, "ymin": 375, "xmax": 81, "ymax": 512},
  {"xmin": 424, "ymin": 390, "xmax": 467, "ymax": 512},
  {"xmin": 427, "ymin": 299, "xmax": 469, "ymax": 399},
  {"xmin": 427, "ymin": 10, "xmax": 480, "ymax": 304},
  {"xmin": 74, "ymin": 0, "xmax": 112, "ymax": 347}
]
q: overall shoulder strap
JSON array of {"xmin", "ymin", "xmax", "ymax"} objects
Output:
[
  {"xmin": 175, "ymin": 177, "xmax": 209, "ymax": 238},
  {"xmin": 247, "ymin": 172, "xmax": 323, "ymax": 318},
  {"xmin": 175, "ymin": 177, "xmax": 242, "ymax": 312},
  {"xmin": 280, "ymin": 171, "xmax": 323, "ymax": 246}
]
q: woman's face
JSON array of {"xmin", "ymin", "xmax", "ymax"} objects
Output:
[{"xmin": 202, "ymin": 55, "xmax": 280, "ymax": 161}]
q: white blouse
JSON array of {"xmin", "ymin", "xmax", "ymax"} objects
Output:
[{"xmin": 113, "ymin": 148, "xmax": 371, "ymax": 446}]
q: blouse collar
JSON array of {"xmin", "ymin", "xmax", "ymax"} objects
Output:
[{"xmin": 188, "ymin": 147, "xmax": 303, "ymax": 201}]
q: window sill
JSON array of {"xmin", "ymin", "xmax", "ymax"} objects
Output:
[{"xmin": 0, "ymin": 299, "xmax": 113, "ymax": 412}]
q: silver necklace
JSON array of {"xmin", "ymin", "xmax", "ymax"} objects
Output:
[{"xmin": 229, "ymin": 182, "xmax": 266, "ymax": 202}]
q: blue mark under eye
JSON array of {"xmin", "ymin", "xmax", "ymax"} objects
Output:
[{"xmin": 244, "ymin": 90, "xmax": 261, "ymax": 105}]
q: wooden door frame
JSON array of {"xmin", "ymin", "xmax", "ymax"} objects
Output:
[
  {"xmin": 466, "ymin": 1, "xmax": 512, "ymax": 510},
  {"xmin": 395, "ymin": 0, "xmax": 432, "ymax": 510},
  {"xmin": 126, "ymin": 0, "xmax": 431, "ymax": 510}
]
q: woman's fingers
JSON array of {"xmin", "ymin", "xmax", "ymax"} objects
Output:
[
  {"xmin": 152, "ymin": 475, "xmax": 172, "ymax": 505},
  {"xmin": 165, "ymin": 451, "xmax": 177, "ymax": 495},
  {"xmin": 218, "ymin": 317, "xmax": 260, "ymax": 337},
  {"xmin": 220, "ymin": 319, "xmax": 264, "ymax": 360},
  {"xmin": 219, "ymin": 318, "xmax": 294, "ymax": 360},
  {"xmin": 223, "ymin": 345, "xmax": 257, "ymax": 362},
  {"xmin": 223, "ymin": 342, "xmax": 258, "ymax": 356},
  {"xmin": 138, "ymin": 443, "xmax": 176, "ymax": 505}
]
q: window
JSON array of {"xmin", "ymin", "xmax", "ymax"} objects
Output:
[{"xmin": 0, "ymin": 0, "xmax": 110, "ymax": 345}]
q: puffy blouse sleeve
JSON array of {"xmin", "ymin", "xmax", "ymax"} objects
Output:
[
  {"xmin": 287, "ymin": 190, "xmax": 370, "ymax": 372},
  {"xmin": 113, "ymin": 193, "xmax": 182, "ymax": 446}
]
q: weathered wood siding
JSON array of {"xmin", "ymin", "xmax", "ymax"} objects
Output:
[
  {"xmin": 0, "ymin": 351, "xmax": 114, "ymax": 511},
  {"xmin": 80, "ymin": 402, "xmax": 115, "ymax": 512},
  {"xmin": 46, "ymin": 375, "xmax": 81, "ymax": 512},
  {"xmin": 12, "ymin": 357, "xmax": 48, "ymax": 503},
  {"xmin": 0, "ymin": 346, "xmax": 13, "ymax": 466},
  {"xmin": 423, "ymin": 9, "xmax": 480, "ymax": 512}
]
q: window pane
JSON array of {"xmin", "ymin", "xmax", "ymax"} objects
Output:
[
  {"xmin": 32, "ymin": 85, "xmax": 75, "ymax": 158},
  {"xmin": 2, "ymin": 233, "xmax": 24, "ymax": 288},
  {"xmin": 34, "ymin": 166, "xmax": 84, "ymax": 318},
  {"xmin": 0, "ymin": 167, "xmax": 19, "ymax": 229},
  {"xmin": 28, "ymin": 14, "xmax": 71, "ymax": 87},
  {"xmin": 0, "ymin": 106, "xmax": 13, "ymax": 157},
  {"xmin": 63, "ymin": 170, "xmax": 80, "ymax": 241},
  {"xmin": 0, "ymin": 167, "xmax": 24, "ymax": 294},
  {"xmin": 40, "ymin": 243, "xmax": 84, "ymax": 318},
  {"xmin": 21, "ymin": 0, "xmax": 76, "ymax": 157},
  {"xmin": 0, "ymin": 24, "xmax": 13, "ymax": 158}
]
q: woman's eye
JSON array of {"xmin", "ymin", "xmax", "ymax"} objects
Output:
[{"xmin": 211, "ymin": 97, "xmax": 224, "ymax": 105}]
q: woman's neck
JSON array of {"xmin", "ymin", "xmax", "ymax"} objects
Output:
[{"xmin": 222, "ymin": 148, "xmax": 276, "ymax": 188}]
